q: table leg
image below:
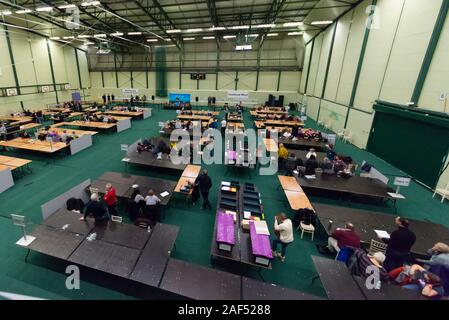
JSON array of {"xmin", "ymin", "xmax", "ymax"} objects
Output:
[{"xmin": 25, "ymin": 249, "xmax": 30, "ymax": 263}]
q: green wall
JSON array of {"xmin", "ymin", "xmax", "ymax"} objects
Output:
[{"xmin": 0, "ymin": 28, "xmax": 90, "ymax": 113}]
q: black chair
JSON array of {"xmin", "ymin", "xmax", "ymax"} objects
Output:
[
  {"xmin": 285, "ymin": 157, "xmax": 298, "ymax": 176},
  {"xmin": 143, "ymin": 204, "xmax": 160, "ymax": 228}
]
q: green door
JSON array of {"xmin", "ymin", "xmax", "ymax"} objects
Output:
[{"xmin": 367, "ymin": 102, "xmax": 449, "ymax": 189}]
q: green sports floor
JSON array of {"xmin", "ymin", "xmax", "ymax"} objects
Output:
[{"xmin": 0, "ymin": 106, "xmax": 448, "ymax": 300}]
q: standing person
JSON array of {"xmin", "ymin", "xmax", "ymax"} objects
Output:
[
  {"xmin": 380, "ymin": 217, "xmax": 416, "ymax": 272},
  {"xmin": 272, "ymin": 213, "xmax": 294, "ymax": 262},
  {"xmin": 102, "ymin": 93, "xmax": 106, "ymax": 105},
  {"xmin": 111, "ymin": 93, "xmax": 115, "ymax": 102},
  {"xmin": 107, "ymin": 94, "xmax": 111, "ymax": 104},
  {"xmin": 80, "ymin": 193, "xmax": 110, "ymax": 223},
  {"xmin": 103, "ymin": 183, "xmax": 117, "ymax": 216},
  {"xmin": 196, "ymin": 169, "xmax": 212, "ymax": 210},
  {"xmin": 326, "ymin": 144, "xmax": 337, "ymax": 161},
  {"xmin": 221, "ymin": 118, "xmax": 227, "ymax": 136}
]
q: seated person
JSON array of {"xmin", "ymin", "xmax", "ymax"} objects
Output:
[
  {"xmin": 79, "ymin": 193, "xmax": 110, "ymax": 223},
  {"xmin": 306, "ymin": 148, "xmax": 317, "ymax": 160},
  {"xmin": 417, "ymin": 242, "xmax": 449, "ymax": 270},
  {"xmin": 152, "ymin": 139, "xmax": 170, "ymax": 155},
  {"xmin": 71, "ymin": 131, "xmax": 79, "ymax": 140},
  {"xmin": 389, "ymin": 264, "xmax": 444, "ymax": 299},
  {"xmin": 349, "ymin": 248, "xmax": 388, "ymax": 281},
  {"xmin": 60, "ymin": 130, "xmax": 69, "ymax": 143},
  {"xmin": 321, "ymin": 157, "xmax": 334, "ymax": 173},
  {"xmin": 333, "ymin": 156, "xmax": 347, "ymax": 173},
  {"xmin": 304, "ymin": 154, "xmax": 318, "ymax": 175},
  {"xmin": 291, "ymin": 125, "xmax": 299, "ymax": 138},
  {"xmin": 145, "ymin": 189, "xmax": 161, "ymax": 206},
  {"xmin": 327, "ymin": 222, "xmax": 361, "ymax": 253}
]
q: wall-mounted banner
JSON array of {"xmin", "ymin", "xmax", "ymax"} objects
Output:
[
  {"xmin": 228, "ymin": 91, "xmax": 249, "ymax": 101},
  {"xmin": 122, "ymin": 88, "xmax": 139, "ymax": 98}
]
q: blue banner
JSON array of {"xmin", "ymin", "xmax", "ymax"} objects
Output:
[{"xmin": 169, "ymin": 93, "xmax": 191, "ymax": 104}]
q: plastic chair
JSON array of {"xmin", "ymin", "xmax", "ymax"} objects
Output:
[
  {"xmin": 433, "ymin": 181, "xmax": 449, "ymax": 203},
  {"xmin": 336, "ymin": 247, "xmax": 355, "ymax": 263},
  {"xmin": 368, "ymin": 239, "xmax": 388, "ymax": 256},
  {"xmin": 299, "ymin": 222, "xmax": 315, "ymax": 241}
]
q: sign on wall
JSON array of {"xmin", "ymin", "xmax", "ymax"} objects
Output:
[
  {"xmin": 41, "ymin": 86, "xmax": 50, "ymax": 93},
  {"xmin": 122, "ymin": 88, "xmax": 139, "ymax": 97},
  {"xmin": 228, "ymin": 91, "xmax": 249, "ymax": 101},
  {"xmin": 6, "ymin": 88, "xmax": 18, "ymax": 96}
]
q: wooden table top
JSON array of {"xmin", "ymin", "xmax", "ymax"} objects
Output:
[
  {"xmin": 104, "ymin": 110, "xmax": 144, "ymax": 117},
  {"xmin": 0, "ymin": 138, "xmax": 67, "ymax": 153},
  {"xmin": 182, "ymin": 165, "xmax": 201, "ymax": 178},
  {"xmin": 278, "ymin": 176, "xmax": 302, "ymax": 192},
  {"xmin": 263, "ymin": 138, "xmax": 279, "ymax": 153},
  {"xmin": 177, "ymin": 114, "xmax": 213, "ymax": 121},
  {"xmin": 55, "ymin": 121, "xmax": 117, "ymax": 129},
  {"xmin": 174, "ymin": 176, "xmax": 196, "ymax": 193},
  {"xmin": 0, "ymin": 155, "xmax": 32, "ymax": 169},
  {"xmin": 278, "ymin": 175, "xmax": 315, "ymax": 211},
  {"xmin": 0, "ymin": 164, "xmax": 10, "ymax": 171},
  {"xmin": 44, "ymin": 127, "xmax": 98, "ymax": 136}
]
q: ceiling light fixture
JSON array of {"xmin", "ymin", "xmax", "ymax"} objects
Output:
[
  {"xmin": 185, "ymin": 28, "xmax": 203, "ymax": 33},
  {"xmin": 128, "ymin": 32, "xmax": 142, "ymax": 35},
  {"xmin": 166, "ymin": 29, "xmax": 181, "ymax": 34},
  {"xmin": 16, "ymin": 9, "xmax": 32, "ymax": 14},
  {"xmin": 93, "ymin": 33, "xmax": 107, "ymax": 38},
  {"xmin": 202, "ymin": 36, "xmax": 215, "ymax": 40},
  {"xmin": 267, "ymin": 33, "xmax": 279, "ymax": 37},
  {"xmin": 147, "ymin": 39, "xmax": 158, "ymax": 42},
  {"xmin": 283, "ymin": 22, "xmax": 304, "ymax": 27},
  {"xmin": 208, "ymin": 26, "xmax": 226, "ymax": 31},
  {"xmin": 253, "ymin": 24, "xmax": 276, "ymax": 29},
  {"xmin": 288, "ymin": 32, "xmax": 303, "ymax": 36},
  {"xmin": 223, "ymin": 35, "xmax": 236, "ymax": 39},
  {"xmin": 1, "ymin": 10, "xmax": 12, "ymax": 15},
  {"xmin": 50, "ymin": 37, "xmax": 61, "ymax": 40},
  {"xmin": 110, "ymin": 32, "xmax": 124, "ymax": 36},
  {"xmin": 311, "ymin": 20, "xmax": 333, "ymax": 25},
  {"xmin": 77, "ymin": 35, "xmax": 91, "ymax": 38},
  {"xmin": 230, "ymin": 25, "xmax": 250, "ymax": 30},
  {"xmin": 81, "ymin": 1, "xmax": 101, "ymax": 7},
  {"xmin": 36, "ymin": 6, "xmax": 53, "ymax": 12},
  {"xmin": 58, "ymin": 4, "xmax": 76, "ymax": 9},
  {"xmin": 183, "ymin": 37, "xmax": 195, "ymax": 41}
]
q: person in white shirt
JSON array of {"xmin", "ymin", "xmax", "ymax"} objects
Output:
[
  {"xmin": 306, "ymin": 148, "xmax": 317, "ymax": 160},
  {"xmin": 175, "ymin": 120, "xmax": 182, "ymax": 129},
  {"xmin": 221, "ymin": 119, "xmax": 227, "ymax": 135},
  {"xmin": 272, "ymin": 213, "xmax": 294, "ymax": 262},
  {"xmin": 0, "ymin": 123, "xmax": 7, "ymax": 138},
  {"xmin": 145, "ymin": 189, "xmax": 160, "ymax": 206}
]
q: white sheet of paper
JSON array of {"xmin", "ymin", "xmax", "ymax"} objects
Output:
[
  {"xmin": 244, "ymin": 211, "xmax": 251, "ymax": 219},
  {"xmin": 222, "ymin": 181, "xmax": 231, "ymax": 186},
  {"xmin": 374, "ymin": 230, "xmax": 390, "ymax": 239},
  {"xmin": 160, "ymin": 191, "xmax": 170, "ymax": 197},
  {"xmin": 254, "ymin": 220, "xmax": 270, "ymax": 235}
]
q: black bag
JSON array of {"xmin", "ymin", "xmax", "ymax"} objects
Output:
[
  {"xmin": 66, "ymin": 198, "xmax": 84, "ymax": 211},
  {"xmin": 294, "ymin": 208, "xmax": 316, "ymax": 227}
]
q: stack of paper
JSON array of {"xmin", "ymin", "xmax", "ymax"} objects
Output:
[
  {"xmin": 160, "ymin": 191, "xmax": 170, "ymax": 198},
  {"xmin": 374, "ymin": 230, "xmax": 390, "ymax": 239},
  {"xmin": 254, "ymin": 220, "xmax": 270, "ymax": 235}
]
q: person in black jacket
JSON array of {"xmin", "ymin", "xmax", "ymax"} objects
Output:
[
  {"xmin": 80, "ymin": 193, "xmax": 110, "ymax": 223},
  {"xmin": 196, "ymin": 169, "xmax": 212, "ymax": 210},
  {"xmin": 380, "ymin": 217, "xmax": 416, "ymax": 271},
  {"xmin": 304, "ymin": 154, "xmax": 318, "ymax": 175}
]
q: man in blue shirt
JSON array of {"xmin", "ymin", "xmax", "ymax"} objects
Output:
[{"xmin": 326, "ymin": 144, "xmax": 337, "ymax": 161}]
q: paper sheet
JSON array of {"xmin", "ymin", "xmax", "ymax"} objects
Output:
[
  {"xmin": 374, "ymin": 230, "xmax": 390, "ymax": 239},
  {"xmin": 160, "ymin": 191, "xmax": 170, "ymax": 197},
  {"xmin": 254, "ymin": 220, "xmax": 270, "ymax": 235}
]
